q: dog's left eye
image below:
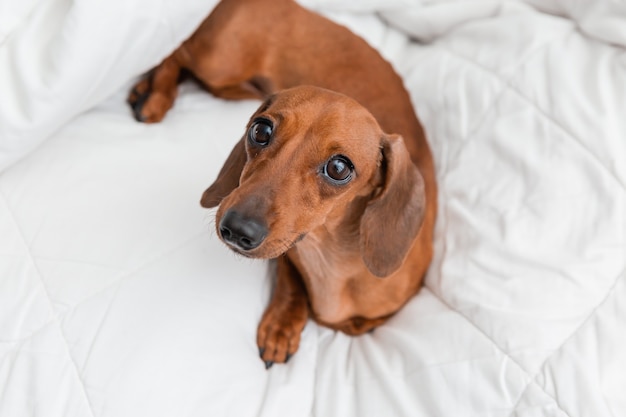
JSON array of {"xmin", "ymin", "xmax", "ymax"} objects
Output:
[
  {"xmin": 248, "ymin": 120, "xmax": 273, "ymax": 146},
  {"xmin": 323, "ymin": 155, "xmax": 354, "ymax": 184}
]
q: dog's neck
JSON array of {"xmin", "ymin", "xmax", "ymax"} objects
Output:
[{"xmin": 288, "ymin": 196, "xmax": 371, "ymax": 323}]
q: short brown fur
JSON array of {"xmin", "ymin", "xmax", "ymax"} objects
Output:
[{"xmin": 129, "ymin": 0, "xmax": 437, "ymax": 367}]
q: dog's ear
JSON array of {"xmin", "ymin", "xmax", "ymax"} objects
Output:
[
  {"xmin": 200, "ymin": 138, "xmax": 247, "ymax": 208},
  {"xmin": 360, "ymin": 134, "xmax": 426, "ymax": 278}
]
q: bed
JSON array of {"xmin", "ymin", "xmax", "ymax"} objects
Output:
[{"xmin": 1, "ymin": 0, "xmax": 625, "ymax": 416}]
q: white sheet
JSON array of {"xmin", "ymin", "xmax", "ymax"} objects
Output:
[
  {"xmin": 0, "ymin": 0, "xmax": 220, "ymax": 173},
  {"xmin": 1, "ymin": 1, "xmax": 625, "ymax": 416}
]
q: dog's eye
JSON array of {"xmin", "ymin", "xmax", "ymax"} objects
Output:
[
  {"xmin": 323, "ymin": 155, "xmax": 354, "ymax": 184},
  {"xmin": 248, "ymin": 120, "xmax": 273, "ymax": 146}
]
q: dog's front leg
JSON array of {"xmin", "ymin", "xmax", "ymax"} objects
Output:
[{"xmin": 257, "ymin": 256, "xmax": 309, "ymax": 369}]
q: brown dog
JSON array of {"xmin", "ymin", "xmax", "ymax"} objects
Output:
[{"xmin": 129, "ymin": 0, "xmax": 436, "ymax": 368}]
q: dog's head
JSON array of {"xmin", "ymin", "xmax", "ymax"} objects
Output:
[{"xmin": 201, "ymin": 86, "xmax": 425, "ymax": 277}]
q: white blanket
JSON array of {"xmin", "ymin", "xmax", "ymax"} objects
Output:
[{"xmin": 1, "ymin": 1, "xmax": 625, "ymax": 416}]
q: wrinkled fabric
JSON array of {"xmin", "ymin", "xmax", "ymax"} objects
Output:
[{"xmin": 1, "ymin": 1, "xmax": 625, "ymax": 416}]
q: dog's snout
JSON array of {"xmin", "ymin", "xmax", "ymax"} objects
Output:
[{"xmin": 219, "ymin": 210, "xmax": 268, "ymax": 251}]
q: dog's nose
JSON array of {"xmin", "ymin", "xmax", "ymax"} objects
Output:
[{"xmin": 219, "ymin": 209, "xmax": 268, "ymax": 251}]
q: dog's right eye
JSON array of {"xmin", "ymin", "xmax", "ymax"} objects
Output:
[
  {"xmin": 322, "ymin": 155, "xmax": 354, "ymax": 185},
  {"xmin": 248, "ymin": 120, "xmax": 273, "ymax": 147}
]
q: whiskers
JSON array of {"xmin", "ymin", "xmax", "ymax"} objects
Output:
[{"xmin": 201, "ymin": 208, "xmax": 218, "ymax": 238}]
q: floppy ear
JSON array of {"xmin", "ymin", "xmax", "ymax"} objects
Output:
[
  {"xmin": 200, "ymin": 138, "xmax": 247, "ymax": 208},
  {"xmin": 360, "ymin": 134, "xmax": 426, "ymax": 278}
]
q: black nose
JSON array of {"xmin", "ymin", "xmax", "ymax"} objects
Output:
[{"xmin": 219, "ymin": 210, "xmax": 268, "ymax": 251}]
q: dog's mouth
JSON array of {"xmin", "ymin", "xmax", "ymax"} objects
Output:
[{"xmin": 221, "ymin": 232, "xmax": 307, "ymax": 259}]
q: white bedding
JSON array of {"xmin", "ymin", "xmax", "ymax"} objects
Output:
[{"xmin": 1, "ymin": 1, "xmax": 625, "ymax": 416}]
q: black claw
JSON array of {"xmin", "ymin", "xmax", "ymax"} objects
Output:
[
  {"xmin": 130, "ymin": 90, "xmax": 150, "ymax": 122},
  {"xmin": 285, "ymin": 353, "xmax": 292, "ymax": 363},
  {"xmin": 136, "ymin": 112, "xmax": 148, "ymax": 123},
  {"xmin": 258, "ymin": 347, "xmax": 265, "ymax": 358},
  {"xmin": 264, "ymin": 360, "xmax": 274, "ymax": 370},
  {"xmin": 128, "ymin": 88, "xmax": 139, "ymax": 103}
]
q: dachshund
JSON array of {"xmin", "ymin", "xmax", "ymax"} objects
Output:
[{"xmin": 128, "ymin": 0, "xmax": 437, "ymax": 369}]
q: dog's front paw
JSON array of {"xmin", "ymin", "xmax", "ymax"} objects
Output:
[
  {"xmin": 128, "ymin": 79, "xmax": 174, "ymax": 123},
  {"xmin": 256, "ymin": 304, "xmax": 308, "ymax": 369},
  {"xmin": 128, "ymin": 79, "xmax": 152, "ymax": 121}
]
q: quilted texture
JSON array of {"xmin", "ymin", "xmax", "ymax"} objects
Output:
[{"xmin": 1, "ymin": 1, "xmax": 624, "ymax": 416}]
